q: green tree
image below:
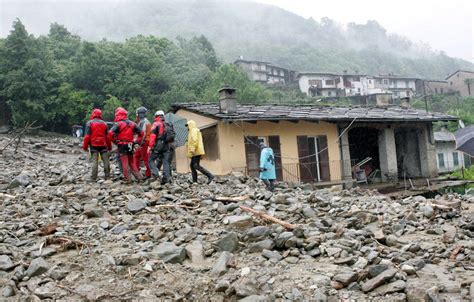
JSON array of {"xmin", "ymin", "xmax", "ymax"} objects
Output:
[{"xmin": 103, "ymin": 95, "xmax": 123, "ymax": 121}]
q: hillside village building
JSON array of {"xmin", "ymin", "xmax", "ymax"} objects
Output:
[
  {"xmin": 445, "ymin": 70, "xmax": 474, "ymax": 97},
  {"xmin": 434, "ymin": 130, "xmax": 466, "ymax": 173},
  {"xmin": 415, "ymin": 79, "xmax": 451, "ymax": 96},
  {"xmin": 234, "ymin": 59, "xmax": 296, "ymax": 86},
  {"xmin": 172, "ymin": 87, "xmax": 456, "ymax": 186},
  {"xmin": 235, "ymin": 60, "xmax": 473, "ymax": 100},
  {"xmin": 297, "ymin": 72, "xmax": 417, "ymax": 99}
]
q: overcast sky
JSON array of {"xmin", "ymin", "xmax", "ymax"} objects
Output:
[
  {"xmin": 1, "ymin": 0, "xmax": 472, "ymax": 61},
  {"xmin": 257, "ymin": 0, "xmax": 473, "ymax": 62}
]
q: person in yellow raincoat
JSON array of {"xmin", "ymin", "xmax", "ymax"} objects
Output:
[{"xmin": 186, "ymin": 120, "xmax": 214, "ymax": 184}]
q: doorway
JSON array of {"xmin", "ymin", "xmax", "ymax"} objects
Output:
[{"xmin": 348, "ymin": 127, "xmax": 380, "ymax": 178}]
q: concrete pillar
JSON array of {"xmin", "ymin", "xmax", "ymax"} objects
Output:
[
  {"xmin": 339, "ymin": 129, "xmax": 353, "ymax": 187},
  {"xmin": 378, "ymin": 127, "xmax": 398, "ymax": 182},
  {"xmin": 418, "ymin": 124, "xmax": 438, "ymax": 178}
]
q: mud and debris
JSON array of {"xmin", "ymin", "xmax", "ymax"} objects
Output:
[{"xmin": 0, "ymin": 134, "xmax": 473, "ymax": 301}]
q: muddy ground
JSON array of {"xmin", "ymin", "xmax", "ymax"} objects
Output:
[{"xmin": 0, "ymin": 134, "xmax": 473, "ymax": 301}]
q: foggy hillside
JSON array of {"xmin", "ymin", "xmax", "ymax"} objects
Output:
[{"xmin": 1, "ymin": 0, "xmax": 472, "ymax": 78}]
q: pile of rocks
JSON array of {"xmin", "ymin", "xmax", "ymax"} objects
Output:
[{"xmin": 0, "ymin": 134, "xmax": 473, "ymax": 301}]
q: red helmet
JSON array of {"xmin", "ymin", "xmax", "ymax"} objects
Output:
[
  {"xmin": 90, "ymin": 108, "xmax": 103, "ymax": 120},
  {"xmin": 114, "ymin": 107, "xmax": 128, "ymax": 122}
]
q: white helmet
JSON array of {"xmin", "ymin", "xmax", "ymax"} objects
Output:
[{"xmin": 154, "ymin": 110, "xmax": 165, "ymax": 117}]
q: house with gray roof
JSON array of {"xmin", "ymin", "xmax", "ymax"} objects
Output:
[{"xmin": 172, "ymin": 87, "xmax": 457, "ymax": 185}]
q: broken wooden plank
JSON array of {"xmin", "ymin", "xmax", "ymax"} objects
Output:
[{"xmin": 239, "ymin": 205, "xmax": 296, "ymax": 230}]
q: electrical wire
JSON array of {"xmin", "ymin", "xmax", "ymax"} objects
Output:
[{"xmin": 229, "ymin": 118, "xmax": 357, "ymax": 182}]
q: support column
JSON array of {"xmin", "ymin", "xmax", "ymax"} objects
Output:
[
  {"xmin": 418, "ymin": 124, "xmax": 438, "ymax": 178},
  {"xmin": 339, "ymin": 129, "xmax": 353, "ymax": 188},
  {"xmin": 378, "ymin": 127, "xmax": 398, "ymax": 182}
]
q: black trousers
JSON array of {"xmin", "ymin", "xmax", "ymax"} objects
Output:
[
  {"xmin": 190, "ymin": 155, "xmax": 213, "ymax": 182},
  {"xmin": 149, "ymin": 150, "xmax": 171, "ymax": 181}
]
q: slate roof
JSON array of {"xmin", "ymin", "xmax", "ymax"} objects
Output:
[
  {"xmin": 173, "ymin": 103, "xmax": 457, "ymax": 123},
  {"xmin": 434, "ymin": 131, "xmax": 455, "ymax": 142}
]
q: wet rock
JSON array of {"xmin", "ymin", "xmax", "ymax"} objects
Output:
[
  {"xmin": 150, "ymin": 242, "xmax": 186, "ymax": 264},
  {"xmin": 420, "ymin": 205, "xmax": 434, "ymax": 218},
  {"xmin": 239, "ymin": 295, "xmax": 268, "ymax": 302},
  {"xmin": 333, "ymin": 272, "xmax": 358, "ymax": 286},
  {"xmin": 386, "ymin": 235, "xmax": 402, "ymax": 247},
  {"xmin": 368, "ymin": 264, "xmax": 389, "ymax": 278},
  {"xmin": 275, "ymin": 232, "xmax": 294, "ymax": 248},
  {"xmin": 374, "ymin": 280, "xmax": 406, "ymax": 295},
  {"xmin": 401, "ymin": 264, "xmax": 416, "ymax": 275},
  {"xmin": 185, "ymin": 241, "xmax": 205, "ymax": 264},
  {"xmin": 34, "ymin": 282, "xmax": 67, "ymax": 299},
  {"xmin": 212, "ymin": 252, "xmax": 235, "ymax": 276},
  {"xmin": 353, "ymin": 257, "xmax": 368, "ymax": 270},
  {"xmin": 245, "ymin": 226, "xmax": 271, "ymax": 242},
  {"xmin": 215, "ymin": 279, "xmax": 230, "ymax": 292},
  {"xmin": 0, "ymin": 255, "xmax": 15, "ymax": 271},
  {"xmin": 225, "ymin": 216, "xmax": 253, "ymax": 230},
  {"xmin": 248, "ymin": 239, "xmax": 274, "ymax": 253},
  {"xmin": 8, "ymin": 172, "xmax": 31, "ymax": 189},
  {"xmin": 312, "ymin": 290, "xmax": 328, "ymax": 301},
  {"xmin": 83, "ymin": 202, "xmax": 105, "ymax": 218},
  {"xmin": 362, "ymin": 267, "xmax": 397, "ymax": 292},
  {"xmin": 442, "ymin": 224, "xmax": 457, "ymax": 243},
  {"xmin": 325, "ymin": 247, "xmax": 342, "ymax": 257},
  {"xmin": 127, "ymin": 198, "xmax": 147, "ymax": 213},
  {"xmin": 214, "ymin": 232, "xmax": 240, "ymax": 252},
  {"xmin": 308, "ymin": 248, "xmax": 321, "ymax": 257},
  {"xmin": 234, "ymin": 277, "xmax": 259, "ymax": 297},
  {"xmin": 25, "ymin": 257, "xmax": 49, "ymax": 277},
  {"xmin": 302, "ymin": 206, "xmax": 317, "ymax": 218},
  {"xmin": 262, "ymin": 249, "xmax": 282, "ymax": 261}
]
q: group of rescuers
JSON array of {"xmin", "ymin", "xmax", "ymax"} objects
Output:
[{"xmin": 82, "ymin": 107, "xmax": 277, "ymax": 191}]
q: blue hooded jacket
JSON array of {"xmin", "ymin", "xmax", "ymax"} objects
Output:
[{"xmin": 259, "ymin": 147, "xmax": 276, "ymax": 180}]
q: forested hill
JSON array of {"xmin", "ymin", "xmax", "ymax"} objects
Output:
[{"xmin": 1, "ymin": 0, "xmax": 472, "ymax": 79}]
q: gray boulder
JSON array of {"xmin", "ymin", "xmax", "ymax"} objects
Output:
[
  {"xmin": 0, "ymin": 255, "xmax": 15, "ymax": 271},
  {"xmin": 150, "ymin": 242, "xmax": 186, "ymax": 264},
  {"xmin": 127, "ymin": 199, "xmax": 147, "ymax": 213},
  {"xmin": 25, "ymin": 257, "xmax": 49, "ymax": 277},
  {"xmin": 214, "ymin": 232, "xmax": 240, "ymax": 252}
]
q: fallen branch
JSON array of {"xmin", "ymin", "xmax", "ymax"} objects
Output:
[
  {"xmin": 427, "ymin": 202, "xmax": 458, "ymax": 211},
  {"xmin": 45, "ymin": 236, "xmax": 89, "ymax": 252},
  {"xmin": 213, "ymin": 195, "xmax": 249, "ymax": 203},
  {"xmin": 0, "ymin": 121, "xmax": 41, "ymax": 154},
  {"xmin": 449, "ymin": 245, "xmax": 463, "ymax": 261},
  {"xmin": 154, "ymin": 203, "xmax": 200, "ymax": 210},
  {"xmin": 239, "ymin": 205, "xmax": 296, "ymax": 230}
]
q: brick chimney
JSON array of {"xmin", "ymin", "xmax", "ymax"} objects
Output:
[
  {"xmin": 400, "ymin": 97, "xmax": 410, "ymax": 108},
  {"xmin": 218, "ymin": 86, "xmax": 237, "ymax": 114}
]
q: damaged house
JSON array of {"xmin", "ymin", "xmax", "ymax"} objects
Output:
[{"xmin": 172, "ymin": 87, "xmax": 456, "ymax": 185}]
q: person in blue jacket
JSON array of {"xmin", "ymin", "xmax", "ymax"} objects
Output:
[{"xmin": 259, "ymin": 142, "xmax": 276, "ymax": 191}]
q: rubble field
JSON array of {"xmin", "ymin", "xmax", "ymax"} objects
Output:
[{"xmin": 0, "ymin": 134, "xmax": 473, "ymax": 301}]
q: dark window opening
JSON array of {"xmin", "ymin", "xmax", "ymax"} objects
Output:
[
  {"xmin": 438, "ymin": 153, "xmax": 445, "ymax": 168},
  {"xmin": 395, "ymin": 128, "xmax": 422, "ymax": 178},
  {"xmin": 202, "ymin": 126, "xmax": 219, "ymax": 160},
  {"xmin": 453, "ymin": 152, "xmax": 459, "ymax": 166},
  {"xmin": 348, "ymin": 127, "xmax": 380, "ymax": 178}
]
